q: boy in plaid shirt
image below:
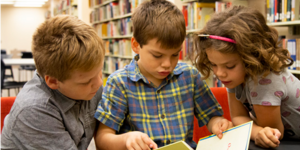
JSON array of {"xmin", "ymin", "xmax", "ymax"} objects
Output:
[{"xmin": 94, "ymin": 0, "xmax": 232, "ymax": 149}]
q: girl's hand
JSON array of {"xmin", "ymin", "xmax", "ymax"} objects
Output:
[
  {"xmin": 211, "ymin": 118, "xmax": 233, "ymax": 139},
  {"xmin": 125, "ymin": 131, "xmax": 158, "ymax": 150},
  {"xmin": 254, "ymin": 127, "xmax": 281, "ymax": 148}
]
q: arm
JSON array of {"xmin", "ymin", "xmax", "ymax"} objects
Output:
[
  {"xmin": 229, "ymin": 92, "xmax": 282, "ymax": 148},
  {"xmin": 10, "ymin": 107, "xmax": 78, "ymax": 150},
  {"xmin": 94, "ymin": 122, "xmax": 157, "ymax": 150}
]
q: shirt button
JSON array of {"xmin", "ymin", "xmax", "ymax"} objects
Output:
[
  {"xmin": 157, "ymin": 90, "xmax": 160, "ymax": 94},
  {"xmin": 166, "ymin": 140, "xmax": 171, "ymax": 144},
  {"xmin": 161, "ymin": 114, "xmax": 165, "ymax": 119}
]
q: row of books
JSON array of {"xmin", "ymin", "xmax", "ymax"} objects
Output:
[
  {"xmin": 90, "ymin": 0, "xmax": 132, "ymax": 23},
  {"xmin": 283, "ymin": 38, "xmax": 300, "ymax": 70},
  {"xmin": 89, "ymin": 0, "xmax": 114, "ymax": 7},
  {"xmin": 103, "ymin": 57, "xmax": 132, "ymax": 74},
  {"xmin": 94, "ymin": 17, "xmax": 132, "ymax": 37},
  {"xmin": 180, "ymin": 34, "xmax": 193, "ymax": 61},
  {"xmin": 267, "ymin": 0, "xmax": 300, "ymax": 23},
  {"xmin": 182, "ymin": 2, "xmax": 215, "ymax": 30},
  {"xmin": 104, "ymin": 39, "xmax": 132, "ymax": 57},
  {"xmin": 53, "ymin": 0, "xmax": 78, "ymax": 16},
  {"xmin": 215, "ymin": 1, "xmax": 232, "ymax": 13}
]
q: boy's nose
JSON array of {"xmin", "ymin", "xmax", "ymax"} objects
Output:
[
  {"xmin": 93, "ymin": 74, "xmax": 103, "ymax": 89},
  {"xmin": 161, "ymin": 58, "xmax": 171, "ymax": 68}
]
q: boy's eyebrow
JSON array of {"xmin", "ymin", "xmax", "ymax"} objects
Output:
[{"xmin": 151, "ymin": 47, "xmax": 182, "ymax": 54}]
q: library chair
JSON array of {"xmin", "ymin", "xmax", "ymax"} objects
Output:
[
  {"xmin": 193, "ymin": 87, "xmax": 231, "ymax": 143},
  {"xmin": 1, "ymin": 96, "xmax": 16, "ymax": 133},
  {"xmin": 19, "ymin": 51, "xmax": 36, "ymax": 81},
  {"xmin": 1, "ymin": 59, "xmax": 27, "ymax": 97},
  {"xmin": 1, "ymin": 49, "xmax": 14, "ymax": 80}
]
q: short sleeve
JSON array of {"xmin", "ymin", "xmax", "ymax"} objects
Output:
[
  {"xmin": 192, "ymin": 68, "xmax": 223, "ymax": 127},
  {"xmin": 247, "ymin": 74, "xmax": 287, "ymax": 106},
  {"xmin": 9, "ymin": 106, "xmax": 78, "ymax": 150},
  {"xmin": 94, "ymin": 75, "xmax": 128, "ymax": 131}
]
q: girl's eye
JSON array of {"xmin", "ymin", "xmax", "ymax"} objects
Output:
[
  {"xmin": 210, "ymin": 63, "xmax": 216, "ymax": 66},
  {"xmin": 227, "ymin": 65, "xmax": 235, "ymax": 69},
  {"xmin": 153, "ymin": 55, "xmax": 161, "ymax": 58}
]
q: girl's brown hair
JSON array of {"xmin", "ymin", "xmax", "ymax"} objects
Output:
[{"xmin": 192, "ymin": 5, "xmax": 293, "ymax": 83}]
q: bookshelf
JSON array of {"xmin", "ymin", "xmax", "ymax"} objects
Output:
[
  {"xmin": 90, "ymin": 0, "xmax": 142, "ymax": 75},
  {"xmin": 53, "ymin": 0, "xmax": 78, "ymax": 17}
]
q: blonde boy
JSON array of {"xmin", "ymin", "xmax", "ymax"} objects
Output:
[
  {"xmin": 1, "ymin": 15, "xmax": 105, "ymax": 150},
  {"xmin": 94, "ymin": 0, "xmax": 232, "ymax": 149}
]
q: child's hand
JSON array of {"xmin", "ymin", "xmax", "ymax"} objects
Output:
[
  {"xmin": 254, "ymin": 127, "xmax": 281, "ymax": 148},
  {"xmin": 125, "ymin": 131, "xmax": 158, "ymax": 150},
  {"xmin": 211, "ymin": 118, "xmax": 233, "ymax": 139}
]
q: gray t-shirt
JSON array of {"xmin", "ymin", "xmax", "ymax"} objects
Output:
[
  {"xmin": 1, "ymin": 72, "xmax": 102, "ymax": 150},
  {"xmin": 228, "ymin": 69, "xmax": 300, "ymax": 139}
]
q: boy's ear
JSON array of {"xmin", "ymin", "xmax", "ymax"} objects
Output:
[
  {"xmin": 44, "ymin": 75, "xmax": 59, "ymax": 89},
  {"xmin": 131, "ymin": 37, "xmax": 140, "ymax": 54}
]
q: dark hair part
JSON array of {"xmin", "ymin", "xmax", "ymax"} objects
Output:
[
  {"xmin": 132, "ymin": 0, "xmax": 186, "ymax": 49},
  {"xmin": 192, "ymin": 5, "xmax": 293, "ymax": 83}
]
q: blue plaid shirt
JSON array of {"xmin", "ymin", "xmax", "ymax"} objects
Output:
[{"xmin": 95, "ymin": 56, "xmax": 223, "ymax": 148}]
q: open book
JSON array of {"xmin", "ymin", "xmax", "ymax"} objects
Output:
[{"xmin": 156, "ymin": 121, "xmax": 253, "ymax": 150}]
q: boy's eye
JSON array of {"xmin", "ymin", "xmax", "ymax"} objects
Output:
[
  {"xmin": 227, "ymin": 65, "xmax": 235, "ymax": 69},
  {"xmin": 153, "ymin": 54, "xmax": 162, "ymax": 58},
  {"xmin": 173, "ymin": 53, "xmax": 179, "ymax": 57}
]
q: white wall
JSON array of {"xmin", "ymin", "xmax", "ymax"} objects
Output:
[{"xmin": 1, "ymin": 6, "xmax": 47, "ymax": 54}]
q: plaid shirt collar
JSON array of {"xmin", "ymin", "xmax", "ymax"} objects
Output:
[{"xmin": 128, "ymin": 55, "xmax": 183, "ymax": 84}]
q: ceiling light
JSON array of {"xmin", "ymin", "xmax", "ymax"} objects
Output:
[{"xmin": 0, "ymin": 2, "xmax": 14, "ymax": 4}]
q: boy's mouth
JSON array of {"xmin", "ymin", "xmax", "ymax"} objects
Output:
[{"xmin": 158, "ymin": 71, "xmax": 170, "ymax": 76}]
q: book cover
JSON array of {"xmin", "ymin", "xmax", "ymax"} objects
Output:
[
  {"xmin": 157, "ymin": 121, "xmax": 253, "ymax": 150},
  {"xmin": 196, "ymin": 121, "xmax": 253, "ymax": 150},
  {"xmin": 156, "ymin": 140, "xmax": 193, "ymax": 150}
]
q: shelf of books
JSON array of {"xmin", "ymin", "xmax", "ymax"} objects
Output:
[
  {"xmin": 53, "ymin": 0, "xmax": 78, "ymax": 17},
  {"xmin": 265, "ymin": 0, "xmax": 300, "ymax": 75},
  {"xmin": 90, "ymin": 0, "xmax": 147, "ymax": 76}
]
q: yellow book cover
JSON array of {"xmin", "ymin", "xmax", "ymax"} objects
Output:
[{"xmin": 156, "ymin": 140, "xmax": 193, "ymax": 150}]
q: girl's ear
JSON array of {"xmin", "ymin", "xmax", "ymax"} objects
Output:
[
  {"xmin": 131, "ymin": 37, "xmax": 140, "ymax": 54},
  {"xmin": 44, "ymin": 75, "xmax": 59, "ymax": 89}
]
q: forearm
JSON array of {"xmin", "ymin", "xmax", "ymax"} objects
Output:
[
  {"xmin": 95, "ymin": 131, "xmax": 128, "ymax": 150},
  {"xmin": 231, "ymin": 115, "xmax": 262, "ymax": 140}
]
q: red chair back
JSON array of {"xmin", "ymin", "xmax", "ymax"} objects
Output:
[
  {"xmin": 193, "ymin": 87, "xmax": 231, "ymax": 143},
  {"xmin": 1, "ymin": 97, "xmax": 16, "ymax": 132}
]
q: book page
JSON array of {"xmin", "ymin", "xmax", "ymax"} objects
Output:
[{"xmin": 196, "ymin": 121, "xmax": 253, "ymax": 150}]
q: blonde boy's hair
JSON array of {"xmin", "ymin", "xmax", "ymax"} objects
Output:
[
  {"xmin": 32, "ymin": 15, "xmax": 105, "ymax": 81},
  {"xmin": 132, "ymin": 0, "xmax": 186, "ymax": 49}
]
